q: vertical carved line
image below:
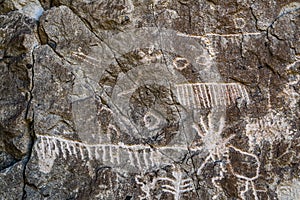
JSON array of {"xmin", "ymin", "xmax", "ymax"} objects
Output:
[
  {"xmin": 150, "ymin": 149, "xmax": 155, "ymax": 167},
  {"xmin": 234, "ymin": 84, "xmax": 241, "ymax": 100},
  {"xmin": 143, "ymin": 149, "xmax": 149, "ymax": 169},
  {"xmin": 95, "ymin": 146, "xmax": 100, "ymax": 160},
  {"xmin": 46, "ymin": 137, "xmax": 52, "ymax": 156},
  {"xmin": 109, "ymin": 146, "xmax": 114, "ymax": 163},
  {"xmin": 183, "ymin": 85, "xmax": 190, "ymax": 108},
  {"xmin": 225, "ymin": 85, "xmax": 231, "ymax": 105},
  {"xmin": 207, "ymin": 84, "xmax": 215, "ymax": 107},
  {"xmin": 228, "ymin": 85, "xmax": 236, "ymax": 103},
  {"xmin": 211, "ymin": 84, "xmax": 218, "ymax": 107},
  {"xmin": 102, "ymin": 145, "xmax": 107, "ymax": 162},
  {"xmin": 198, "ymin": 84, "xmax": 207, "ymax": 108},
  {"xmin": 219, "ymin": 84, "xmax": 227, "ymax": 106},
  {"xmin": 53, "ymin": 139, "xmax": 60, "ymax": 157},
  {"xmin": 39, "ymin": 137, "xmax": 46, "ymax": 159},
  {"xmin": 193, "ymin": 85, "xmax": 201, "ymax": 108},
  {"xmin": 116, "ymin": 146, "xmax": 120, "ymax": 164},
  {"xmin": 176, "ymin": 86, "xmax": 182, "ymax": 106},
  {"xmin": 66, "ymin": 142, "xmax": 72, "ymax": 157},
  {"xmin": 201, "ymin": 84, "xmax": 210, "ymax": 108},
  {"xmin": 79, "ymin": 144, "xmax": 85, "ymax": 160},
  {"xmin": 60, "ymin": 140, "xmax": 67, "ymax": 159},
  {"xmin": 87, "ymin": 146, "xmax": 93, "ymax": 160},
  {"xmin": 134, "ymin": 150, "xmax": 142, "ymax": 170},
  {"xmin": 128, "ymin": 148, "xmax": 135, "ymax": 167},
  {"xmin": 188, "ymin": 84, "xmax": 196, "ymax": 108},
  {"xmin": 71, "ymin": 143, "xmax": 78, "ymax": 159}
]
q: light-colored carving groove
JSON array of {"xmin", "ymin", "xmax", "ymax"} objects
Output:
[
  {"xmin": 177, "ymin": 32, "xmax": 262, "ymax": 38},
  {"xmin": 136, "ymin": 167, "xmax": 195, "ymax": 200},
  {"xmin": 36, "ymin": 135, "xmax": 201, "ymax": 172},
  {"xmin": 175, "ymin": 83, "xmax": 250, "ymax": 109},
  {"xmin": 158, "ymin": 170, "xmax": 195, "ymax": 200}
]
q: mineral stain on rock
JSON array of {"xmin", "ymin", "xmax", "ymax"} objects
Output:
[{"xmin": 0, "ymin": 0, "xmax": 299, "ymax": 199}]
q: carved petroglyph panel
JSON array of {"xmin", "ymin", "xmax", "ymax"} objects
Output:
[
  {"xmin": 61, "ymin": 28, "xmax": 235, "ymax": 150},
  {"xmin": 32, "ymin": 26, "xmax": 259, "ymax": 199},
  {"xmin": 31, "ymin": 23, "xmax": 267, "ymax": 199}
]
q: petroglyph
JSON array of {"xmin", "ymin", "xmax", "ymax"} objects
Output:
[
  {"xmin": 35, "ymin": 135, "xmax": 202, "ymax": 173},
  {"xmin": 175, "ymin": 83, "xmax": 250, "ymax": 109},
  {"xmin": 173, "ymin": 57, "xmax": 190, "ymax": 70},
  {"xmin": 234, "ymin": 18, "xmax": 246, "ymax": 29},
  {"xmin": 176, "ymin": 32, "xmax": 262, "ymax": 39},
  {"xmin": 228, "ymin": 145, "xmax": 261, "ymax": 200},
  {"xmin": 158, "ymin": 169, "xmax": 195, "ymax": 200},
  {"xmin": 136, "ymin": 166, "xmax": 195, "ymax": 200},
  {"xmin": 36, "ymin": 24, "xmax": 268, "ymax": 199}
]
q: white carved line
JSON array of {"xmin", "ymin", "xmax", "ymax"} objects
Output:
[
  {"xmin": 143, "ymin": 149, "xmax": 150, "ymax": 169},
  {"xmin": 79, "ymin": 144, "xmax": 84, "ymax": 160},
  {"xmin": 39, "ymin": 138, "xmax": 45, "ymax": 159},
  {"xmin": 53, "ymin": 139, "xmax": 60, "ymax": 157},
  {"xmin": 177, "ymin": 32, "xmax": 262, "ymax": 39},
  {"xmin": 228, "ymin": 145, "xmax": 260, "ymax": 181},
  {"xmin": 202, "ymin": 84, "xmax": 210, "ymax": 107},
  {"xmin": 192, "ymin": 85, "xmax": 202, "ymax": 108},
  {"xmin": 188, "ymin": 84, "xmax": 196, "ymax": 107},
  {"xmin": 109, "ymin": 146, "xmax": 114, "ymax": 163},
  {"xmin": 86, "ymin": 146, "xmax": 91, "ymax": 160},
  {"xmin": 36, "ymin": 135, "xmax": 200, "ymax": 171},
  {"xmin": 71, "ymin": 49, "xmax": 100, "ymax": 68},
  {"xmin": 134, "ymin": 151, "xmax": 142, "ymax": 170},
  {"xmin": 175, "ymin": 83, "xmax": 250, "ymax": 109},
  {"xmin": 158, "ymin": 170, "xmax": 195, "ymax": 200},
  {"xmin": 227, "ymin": 145, "xmax": 261, "ymax": 200}
]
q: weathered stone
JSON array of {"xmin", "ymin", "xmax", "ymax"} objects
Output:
[{"xmin": 1, "ymin": 0, "xmax": 300, "ymax": 199}]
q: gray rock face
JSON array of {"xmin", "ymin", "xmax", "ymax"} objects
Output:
[{"xmin": 1, "ymin": 1, "xmax": 300, "ymax": 199}]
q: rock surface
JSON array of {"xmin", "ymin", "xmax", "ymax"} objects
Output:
[{"xmin": 0, "ymin": 0, "xmax": 299, "ymax": 199}]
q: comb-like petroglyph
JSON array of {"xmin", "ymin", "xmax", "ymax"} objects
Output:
[
  {"xmin": 175, "ymin": 83, "xmax": 250, "ymax": 109},
  {"xmin": 1, "ymin": 1, "xmax": 299, "ymax": 199},
  {"xmin": 35, "ymin": 134, "xmax": 203, "ymax": 173}
]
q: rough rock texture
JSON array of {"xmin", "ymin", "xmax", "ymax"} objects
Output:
[{"xmin": 1, "ymin": 0, "xmax": 300, "ymax": 199}]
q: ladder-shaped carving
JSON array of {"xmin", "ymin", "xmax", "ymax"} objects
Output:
[
  {"xmin": 158, "ymin": 170, "xmax": 195, "ymax": 200},
  {"xmin": 36, "ymin": 135, "xmax": 199, "ymax": 171},
  {"xmin": 175, "ymin": 83, "xmax": 250, "ymax": 109}
]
